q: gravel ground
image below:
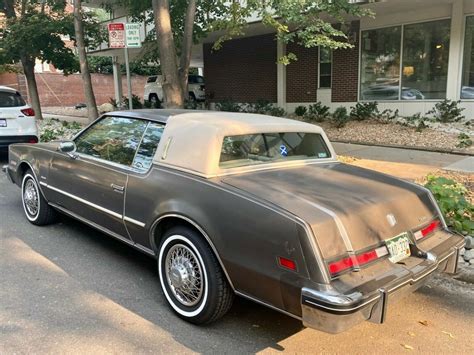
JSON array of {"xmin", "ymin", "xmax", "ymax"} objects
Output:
[{"xmin": 319, "ymin": 120, "xmax": 474, "ymax": 153}]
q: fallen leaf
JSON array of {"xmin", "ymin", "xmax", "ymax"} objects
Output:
[
  {"xmin": 418, "ymin": 320, "xmax": 429, "ymax": 326},
  {"xmin": 401, "ymin": 344, "xmax": 414, "ymax": 350},
  {"xmin": 441, "ymin": 331, "xmax": 455, "ymax": 339},
  {"xmin": 408, "ymin": 331, "xmax": 416, "ymax": 337}
]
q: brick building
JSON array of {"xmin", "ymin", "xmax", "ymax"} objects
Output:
[{"xmin": 202, "ymin": 0, "xmax": 474, "ymax": 118}]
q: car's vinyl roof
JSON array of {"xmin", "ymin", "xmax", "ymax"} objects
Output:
[{"xmin": 104, "ymin": 109, "xmax": 208, "ymax": 123}]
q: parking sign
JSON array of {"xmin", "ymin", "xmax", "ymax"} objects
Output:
[
  {"xmin": 108, "ymin": 23, "xmax": 125, "ymax": 48},
  {"xmin": 126, "ymin": 23, "xmax": 142, "ymax": 48}
]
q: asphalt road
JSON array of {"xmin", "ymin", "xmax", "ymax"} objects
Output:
[{"xmin": 1, "ymin": 152, "xmax": 473, "ymax": 354}]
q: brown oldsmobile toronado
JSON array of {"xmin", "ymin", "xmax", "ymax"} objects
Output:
[{"xmin": 4, "ymin": 110, "xmax": 464, "ymax": 333}]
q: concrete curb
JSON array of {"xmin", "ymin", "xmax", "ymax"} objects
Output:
[{"xmin": 331, "ymin": 139, "xmax": 474, "ymax": 157}]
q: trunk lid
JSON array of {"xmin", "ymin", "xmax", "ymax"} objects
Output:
[{"xmin": 221, "ymin": 162, "xmax": 437, "ymax": 260}]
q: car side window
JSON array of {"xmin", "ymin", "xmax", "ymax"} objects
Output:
[
  {"xmin": 132, "ymin": 122, "xmax": 164, "ymax": 172},
  {"xmin": 75, "ymin": 116, "xmax": 148, "ymax": 167}
]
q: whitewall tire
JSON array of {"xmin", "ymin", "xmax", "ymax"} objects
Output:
[{"xmin": 158, "ymin": 226, "xmax": 234, "ymax": 324}]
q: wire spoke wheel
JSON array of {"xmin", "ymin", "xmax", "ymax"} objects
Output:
[
  {"xmin": 23, "ymin": 179, "xmax": 39, "ymax": 217},
  {"xmin": 165, "ymin": 243, "xmax": 204, "ymax": 307}
]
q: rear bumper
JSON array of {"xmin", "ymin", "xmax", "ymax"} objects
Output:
[
  {"xmin": 301, "ymin": 233, "xmax": 465, "ymax": 333},
  {"xmin": 0, "ymin": 136, "xmax": 38, "ymax": 150}
]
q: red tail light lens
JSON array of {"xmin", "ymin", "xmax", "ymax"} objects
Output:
[
  {"xmin": 21, "ymin": 108, "xmax": 35, "ymax": 116},
  {"xmin": 328, "ymin": 246, "xmax": 388, "ymax": 277},
  {"xmin": 28, "ymin": 137, "xmax": 38, "ymax": 144},
  {"xmin": 278, "ymin": 256, "xmax": 297, "ymax": 271},
  {"xmin": 414, "ymin": 219, "xmax": 441, "ymax": 240}
]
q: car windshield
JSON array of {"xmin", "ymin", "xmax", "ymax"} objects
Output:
[
  {"xmin": 220, "ymin": 132, "xmax": 330, "ymax": 168},
  {"xmin": 0, "ymin": 91, "xmax": 26, "ymax": 107}
]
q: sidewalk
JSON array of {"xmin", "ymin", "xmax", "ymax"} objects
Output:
[{"xmin": 334, "ymin": 142, "xmax": 473, "ymax": 181}]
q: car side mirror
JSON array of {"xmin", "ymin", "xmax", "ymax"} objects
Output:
[{"xmin": 58, "ymin": 141, "xmax": 78, "ymax": 159}]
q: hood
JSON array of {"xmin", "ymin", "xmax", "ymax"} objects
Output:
[{"xmin": 221, "ymin": 162, "xmax": 437, "ymax": 259}]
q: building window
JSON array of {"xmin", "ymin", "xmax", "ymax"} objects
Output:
[
  {"xmin": 319, "ymin": 47, "xmax": 332, "ymax": 88},
  {"xmin": 360, "ymin": 19, "xmax": 451, "ymax": 101},
  {"xmin": 462, "ymin": 16, "xmax": 474, "ymax": 99},
  {"xmin": 402, "ymin": 19, "xmax": 450, "ymax": 100},
  {"xmin": 360, "ymin": 26, "xmax": 401, "ymax": 100}
]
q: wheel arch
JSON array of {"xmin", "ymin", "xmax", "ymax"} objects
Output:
[
  {"xmin": 150, "ymin": 213, "xmax": 235, "ymax": 291},
  {"xmin": 16, "ymin": 160, "xmax": 49, "ymax": 199}
]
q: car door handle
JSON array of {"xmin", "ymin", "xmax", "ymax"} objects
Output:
[{"xmin": 111, "ymin": 183, "xmax": 124, "ymax": 192}]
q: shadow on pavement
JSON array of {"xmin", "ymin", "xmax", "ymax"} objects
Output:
[{"xmin": 1, "ymin": 177, "xmax": 304, "ymax": 353}]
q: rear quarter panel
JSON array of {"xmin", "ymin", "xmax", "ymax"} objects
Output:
[{"xmin": 125, "ymin": 166, "xmax": 323, "ymax": 316}]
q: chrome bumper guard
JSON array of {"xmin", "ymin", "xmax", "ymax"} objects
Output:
[{"xmin": 301, "ymin": 237, "xmax": 464, "ymax": 334}]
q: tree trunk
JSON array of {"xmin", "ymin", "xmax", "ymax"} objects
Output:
[
  {"xmin": 73, "ymin": 0, "xmax": 98, "ymax": 122},
  {"xmin": 152, "ymin": 0, "xmax": 184, "ymax": 108},
  {"xmin": 21, "ymin": 57, "xmax": 43, "ymax": 120},
  {"xmin": 178, "ymin": 0, "xmax": 197, "ymax": 98}
]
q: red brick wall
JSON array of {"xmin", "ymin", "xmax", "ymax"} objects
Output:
[
  {"xmin": 203, "ymin": 34, "xmax": 277, "ymax": 102},
  {"xmin": 286, "ymin": 43, "xmax": 318, "ymax": 102},
  {"xmin": 332, "ymin": 21, "xmax": 360, "ymax": 102},
  {"xmin": 17, "ymin": 73, "xmax": 146, "ymax": 107}
]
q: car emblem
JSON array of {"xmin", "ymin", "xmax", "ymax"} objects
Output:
[{"xmin": 386, "ymin": 213, "xmax": 397, "ymax": 227}]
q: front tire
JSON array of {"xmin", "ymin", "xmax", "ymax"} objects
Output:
[
  {"xmin": 158, "ymin": 226, "xmax": 234, "ymax": 324},
  {"xmin": 21, "ymin": 170, "xmax": 56, "ymax": 225}
]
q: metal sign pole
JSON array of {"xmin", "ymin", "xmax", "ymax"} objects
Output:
[{"xmin": 124, "ymin": 46, "xmax": 133, "ymax": 110}]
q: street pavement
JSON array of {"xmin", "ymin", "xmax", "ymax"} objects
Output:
[{"xmin": 1, "ymin": 150, "xmax": 473, "ymax": 354}]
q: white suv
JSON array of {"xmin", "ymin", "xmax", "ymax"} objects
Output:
[
  {"xmin": 144, "ymin": 74, "xmax": 206, "ymax": 105},
  {"xmin": 0, "ymin": 86, "xmax": 38, "ymax": 152}
]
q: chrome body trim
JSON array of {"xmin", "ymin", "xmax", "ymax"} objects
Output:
[
  {"xmin": 45, "ymin": 183, "xmax": 123, "ymax": 219},
  {"xmin": 42, "ymin": 182, "xmax": 144, "ymax": 227},
  {"xmin": 124, "ymin": 216, "xmax": 146, "ymax": 228}
]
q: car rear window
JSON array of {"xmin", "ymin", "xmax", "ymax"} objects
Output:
[
  {"xmin": 220, "ymin": 132, "xmax": 331, "ymax": 168},
  {"xmin": 0, "ymin": 91, "xmax": 26, "ymax": 107},
  {"xmin": 189, "ymin": 75, "xmax": 204, "ymax": 84}
]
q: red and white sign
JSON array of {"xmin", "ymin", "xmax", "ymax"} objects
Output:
[{"xmin": 108, "ymin": 23, "xmax": 125, "ymax": 48}]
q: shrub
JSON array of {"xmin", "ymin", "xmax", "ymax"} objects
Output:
[
  {"xmin": 123, "ymin": 94, "xmax": 143, "ymax": 109},
  {"xmin": 294, "ymin": 105, "xmax": 307, "ymax": 117},
  {"xmin": 457, "ymin": 133, "xmax": 473, "ymax": 148},
  {"xmin": 350, "ymin": 102, "xmax": 379, "ymax": 121},
  {"xmin": 269, "ymin": 107, "xmax": 286, "ymax": 117},
  {"xmin": 427, "ymin": 99, "xmax": 465, "ymax": 123},
  {"xmin": 332, "ymin": 106, "xmax": 349, "ymax": 128},
  {"xmin": 40, "ymin": 128, "xmax": 64, "ymax": 142},
  {"xmin": 252, "ymin": 99, "xmax": 274, "ymax": 114},
  {"xmin": 184, "ymin": 99, "xmax": 198, "ymax": 110},
  {"xmin": 424, "ymin": 175, "xmax": 474, "ymax": 236},
  {"xmin": 403, "ymin": 113, "xmax": 429, "ymax": 132},
  {"xmin": 216, "ymin": 99, "xmax": 241, "ymax": 112},
  {"xmin": 306, "ymin": 102, "xmax": 330, "ymax": 122},
  {"xmin": 378, "ymin": 108, "xmax": 399, "ymax": 122},
  {"xmin": 144, "ymin": 96, "xmax": 162, "ymax": 108}
]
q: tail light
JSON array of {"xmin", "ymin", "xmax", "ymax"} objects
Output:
[
  {"xmin": 414, "ymin": 219, "xmax": 441, "ymax": 240},
  {"xmin": 278, "ymin": 256, "xmax": 297, "ymax": 271},
  {"xmin": 328, "ymin": 246, "xmax": 388, "ymax": 277},
  {"xmin": 28, "ymin": 137, "xmax": 38, "ymax": 144},
  {"xmin": 21, "ymin": 108, "xmax": 35, "ymax": 116}
]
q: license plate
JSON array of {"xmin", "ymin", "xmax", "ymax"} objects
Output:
[
  {"xmin": 386, "ymin": 233, "xmax": 411, "ymax": 263},
  {"xmin": 0, "ymin": 119, "xmax": 6, "ymax": 127}
]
